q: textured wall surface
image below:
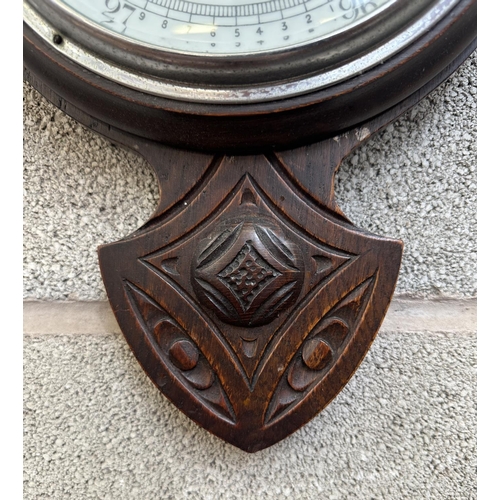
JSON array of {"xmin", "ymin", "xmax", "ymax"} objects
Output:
[
  {"xmin": 23, "ymin": 51, "xmax": 476, "ymax": 499},
  {"xmin": 23, "ymin": 54, "xmax": 477, "ymax": 301},
  {"xmin": 24, "ymin": 330, "xmax": 476, "ymax": 500}
]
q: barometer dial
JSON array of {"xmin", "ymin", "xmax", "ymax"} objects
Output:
[
  {"xmin": 25, "ymin": 0, "xmax": 463, "ymax": 100},
  {"xmin": 23, "ymin": 0, "xmax": 476, "ymax": 150},
  {"xmin": 58, "ymin": 0, "xmax": 394, "ymax": 55}
]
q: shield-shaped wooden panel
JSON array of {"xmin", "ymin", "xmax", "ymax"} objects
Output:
[{"xmin": 99, "ymin": 154, "xmax": 402, "ymax": 452}]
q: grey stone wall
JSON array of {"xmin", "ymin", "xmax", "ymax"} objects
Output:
[
  {"xmin": 23, "ymin": 55, "xmax": 477, "ymax": 301},
  {"xmin": 24, "ymin": 327, "xmax": 476, "ymax": 500},
  {"xmin": 23, "ymin": 52, "xmax": 476, "ymax": 500}
]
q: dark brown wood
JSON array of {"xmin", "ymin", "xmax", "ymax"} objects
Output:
[
  {"xmin": 23, "ymin": 0, "xmax": 476, "ymax": 453},
  {"xmin": 23, "ymin": 0, "xmax": 476, "ymax": 153},
  {"xmin": 98, "ymin": 144, "xmax": 403, "ymax": 452},
  {"xmin": 23, "ymin": 42, "xmax": 476, "ymax": 450}
]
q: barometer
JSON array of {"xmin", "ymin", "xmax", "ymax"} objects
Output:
[{"xmin": 23, "ymin": 0, "xmax": 476, "ymax": 452}]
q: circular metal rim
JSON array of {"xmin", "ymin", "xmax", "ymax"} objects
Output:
[
  {"xmin": 24, "ymin": 0, "xmax": 459, "ymax": 103},
  {"xmin": 26, "ymin": 0, "xmax": 401, "ymax": 60},
  {"xmin": 23, "ymin": 0, "xmax": 476, "ymax": 152}
]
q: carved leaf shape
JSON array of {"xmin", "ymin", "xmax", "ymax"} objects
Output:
[
  {"xmin": 197, "ymin": 223, "xmax": 243, "ymax": 268},
  {"xmin": 254, "ymin": 225, "xmax": 297, "ymax": 270},
  {"xmin": 194, "ymin": 278, "xmax": 240, "ymax": 322},
  {"xmin": 250, "ymin": 281, "xmax": 298, "ymax": 326},
  {"xmin": 265, "ymin": 277, "xmax": 373, "ymax": 425},
  {"xmin": 124, "ymin": 282, "xmax": 236, "ymax": 423}
]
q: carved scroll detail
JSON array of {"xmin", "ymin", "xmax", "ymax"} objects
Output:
[
  {"xmin": 265, "ymin": 278, "xmax": 372, "ymax": 425},
  {"xmin": 125, "ymin": 282, "xmax": 236, "ymax": 423}
]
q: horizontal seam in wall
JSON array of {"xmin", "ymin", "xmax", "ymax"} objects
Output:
[{"xmin": 23, "ymin": 298, "xmax": 477, "ymax": 336}]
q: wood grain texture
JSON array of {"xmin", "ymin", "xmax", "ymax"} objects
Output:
[
  {"xmin": 23, "ymin": 0, "xmax": 476, "ymax": 452},
  {"xmin": 23, "ymin": 0, "xmax": 476, "ymax": 153},
  {"xmin": 98, "ymin": 147, "xmax": 403, "ymax": 451}
]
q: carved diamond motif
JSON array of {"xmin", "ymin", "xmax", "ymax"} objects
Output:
[
  {"xmin": 192, "ymin": 218, "xmax": 304, "ymax": 328},
  {"xmin": 218, "ymin": 243, "xmax": 280, "ymax": 311},
  {"xmin": 98, "ymin": 158, "xmax": 402, "ymax": 453}
]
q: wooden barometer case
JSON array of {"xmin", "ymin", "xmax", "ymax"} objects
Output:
[{"xmin": 23, "ymin": 0, "xmax": 476, "ymax": 452}]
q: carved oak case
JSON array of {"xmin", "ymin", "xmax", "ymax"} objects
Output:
[{"xmin": 23, "ymin": 0, "xmax": 476, "ymax": 451}]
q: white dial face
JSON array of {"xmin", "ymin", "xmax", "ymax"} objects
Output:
[
  {"xmin": 62, "ymin": 0, "xmax": 394, "ymax": 55},
  {"xmin": 25, "ymin": 0, "xmax": 456, "ymax": 102}
]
